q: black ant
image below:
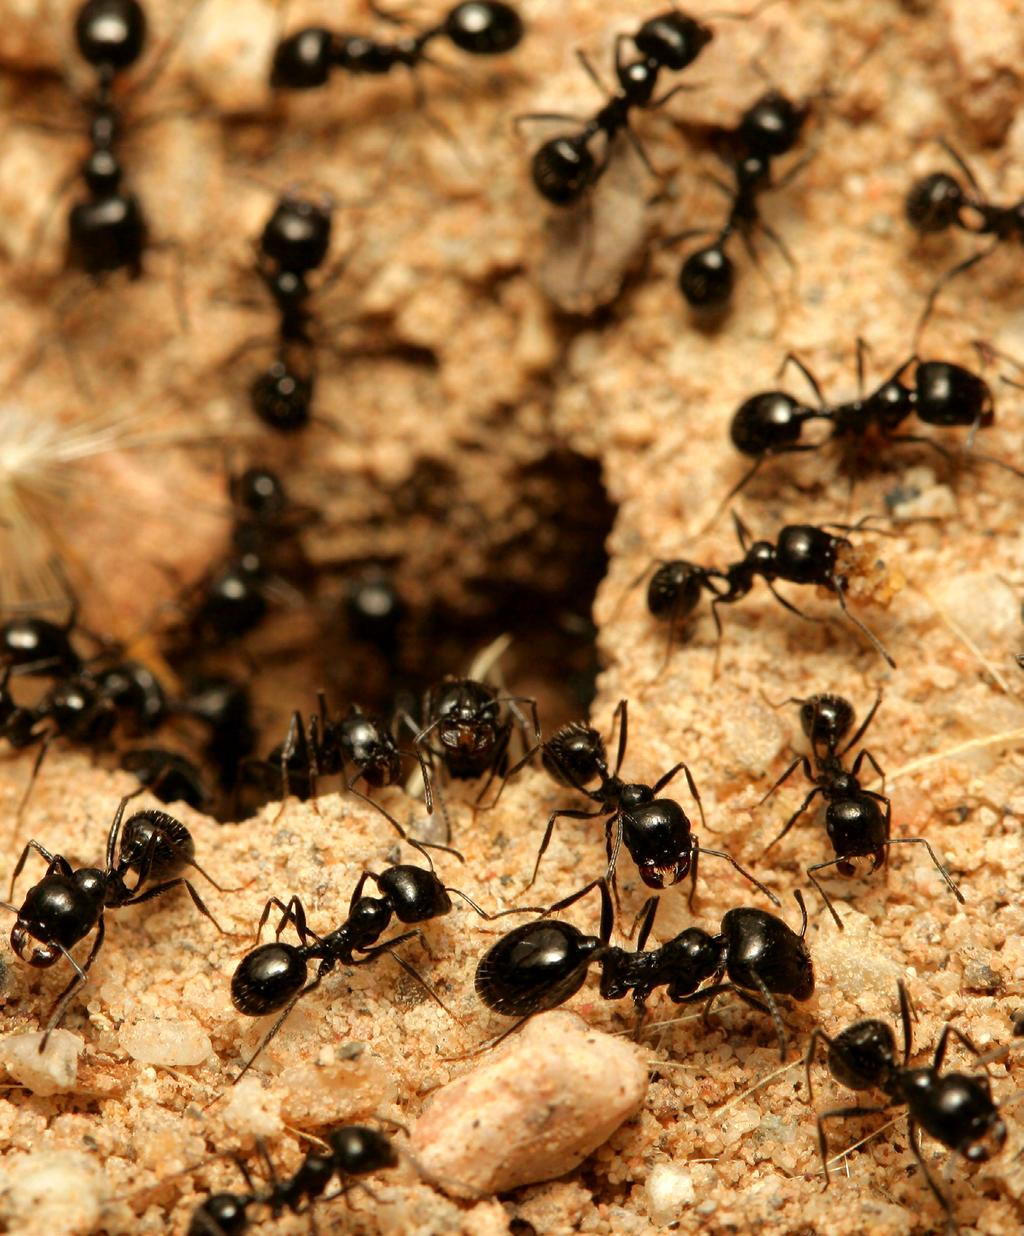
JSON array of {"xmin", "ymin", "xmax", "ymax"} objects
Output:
[
  {"xmin": 1, "ymin": 607, "xmax": 83, "ymax": 678},
  {"xmin": 230, "ymin": 862, "xmax": 539, "ymax": 1080},
  {"xmin": 490, "ymin": 700, "xmax": 776, "ymax": 906},
  {"xmin": 1, "ymin": 789, "xmax": 228, "ymax": 1044},
  {"xmin": 176, "ymin": 673, "xmax": 256, "ymax": 792},
  {"xmin": 725, "ymin": 343, "xmax": 1019, "ymax": 504},
  {"xmin": 641, "ymin": 513, "xmax": 897, "ymax": 670},
  {"xmin": 404, "ymin": 678, "xmax": 540, "ymax": 837},
  {"xmin": 476, "ymin": 878, "xmax": 812, "ymax": 1060},
  {"xmin": 806, "ymin": 981, "xmax": 1007, "ymax": 1232},
  {"xmin": 519, "ymin": 11, "xmax": 712, "ymax": 205},
  {"xmin": 759, "ymin": 692, "xmax": 965, "ymax": 928},
  {"xmin": 270, "ymin": 2, "xmax": 524, "ymax": 91},
  {"xmin": 665, "ymin": 88, "xmax": 809, "ymax": 311},
  {"xmin": 245, "ymin": 693, "xmax": 457, "ymax": 866},
  {"xmin": 119, "ymin": 746, "xmax": 210, "ymax": 810},
  {"xmin": 906, "ymin": 140, "xmax": 1024, "ymax": 337},
  {"xmin": 188, "ymin": 1124, "xmax": 401, "ymax": 1235}
]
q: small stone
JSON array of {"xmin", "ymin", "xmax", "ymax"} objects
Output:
[
  {"xmin": 183, "ymin": 0, "xmax": 277, "ymax": 113},
  {"xmin": 411, "ymin": 1011, "xmax": 648, "ymax": 1196},
  {"xmin": 0, "ymin": 1030, "xmax": 84, "ymax": 1095},
  {"xmin": 0, "ymin": 1150, "xmax": 103, "ymax": 1235},
  {"xmin": 645, "ymin": 1162, "xmax": 696, "ymax": 1225},
  {"xmin": 221, "ymin": 1075, "xmax": 284, "ymax": 1140},
  {"xmin": 121, "ymin": 1018, "xmax": 212, "ymax": 1067}
]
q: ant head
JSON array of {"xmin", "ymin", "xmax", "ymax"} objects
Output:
[
  {"xmin": 542, "ymin": 721, "xmax": 606, "ymax": 788},
  {"xmin": 11, "ymin": 872, "xmax": 103, "ymax": 964},
  {"xmin": 326, "ymin": 1125, "xmax": 399, "ymax": 1175},
  {"xmin": 188, "ymin": 1192, "xmax": 251, "ymax": 1236},
  {"xmin": 433, "ymin": 679, "xmax": 499, "ymax": 752},
  {"xmin": 261, "ymin": 196, "xmax": 332, "ymax": 273},
  {"xmin": 799, "ymin": 692, "xmax": 855, "ymax": 749},
  {"xmin": 250, "ymin": 361, "xmax": 314, "ymax": 432},
  {"xmin": 827, "ymin": 1018, "xmax": 897, "ymax": 1090},
  {"xmin": 231, "ymin": 467, "xmax": 288, "ymax": 523},
  {"xmin": 231, "ymin": 942, "xmax": 309, "ymax": 1016},
  {"xmin": 647, "ymin": 560, "xmax": 705, "ymax": 620},
  {"xmin": 634, "ymin": 11, "xmax": 713, "ymax": 72},
  {"xmin": 339, "ymin": 713, "xmax": 401, "ymax": 787},
  {"xmin": 774, "ymin": 524, "xmax": 838, "ymax": 582},
  {"xmin": 530, "ymin": 135, "xmax": 595, "ymax": 206},
  {"xmin": 271, "ymin": 27, "xmax": 334, "ymax": 90},
  {"xmin": 905, "ymin": 171, "xmax": 965, "ymax": 234},
  {"xmin": 75, "ymin": 0, "xmax": 147, "ymax": 72},
  {"xmin": 914, "ymin": 361, "xmax": 994, "ymax": 429},
  {"xmin": 825, "ymin": 799, "xmax": 887, "ymax": 870},
  {"xmin": 730, "ymin": 391, "xmax": 807, "ymax": 458},
  {"xmin": 623, "ymin": 798, "xmax": 693, "ymax": 889},
  {"xmin": 444, "ymin": 2, "xmax": 524, "ymax": 56},
  {"xmin": 345, "ymin": 572, "xmax": 404, "ymax": 649},
  {"xmin": 475, "ymin": 919, "xmax": 599, "ymax": 1017},
  {"xmin": 738, "ymin": 90, "xmax": 807, "ymax": 159},
  {"xmin": 678, "ymin": 243, "xmax": 735, "ymax": 310}
]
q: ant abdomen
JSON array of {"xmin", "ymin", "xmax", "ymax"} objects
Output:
[
  {"xmin": 231, "ymin": 942, "xmax": 308, "ymax": 1016},
  {"xmin": 118, "ymin": 810, "xmax": 195, "ymax": 881},
  {"xmin": 905, "ymin": 171, "xmax": 965, "ymax": 234},
  {"xmin": 444, "ymin": 1, "xmax": 523, "ymax": 55},
  {"xmin": 730, "ymin": 391, "xmax": 809, "ymax": 457},
  {"xmin": 475, "ymin": 919, "xmax": 599, "ymax": 1017}
]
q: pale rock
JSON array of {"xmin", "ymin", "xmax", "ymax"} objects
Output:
[
  {"xmin": 184, "ymin": 0, "xmax": 276, "ymax": 114},
  {"xmin": 121, "ymin": 1017, "xmax": 212, "ymax": 1066},
  {"xmin": 0, "ymin": 1030, "xmax": 83, "ymax": 1095},
  {"xmin": 645, "ymin": 1162, "xmax": 696, "ymax": 1225},
  {"xmin": 411, "ymin": 1011, "xmax": 648, "ymax": 1195},
  {"xmin": 813, "ymin": 908, "xmax": 903, "ymax": 1010},
  {"xmin": 0, "ymin": 1150, "xmax": 103, "ymax": 1235},
  {"xmin": 221, "ymin": 1074, "xmax": 284, "ymax": 1140}
]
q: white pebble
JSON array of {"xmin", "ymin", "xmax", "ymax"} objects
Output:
[
  {"xmin": 0, "ymin": 1030, "xmax": 83, "ymax": 1095},
  {"xmin": 411, "ymin": 1011, "xmax": 648, "ymax": 1195},
  {"xmin": 120, "ymin": 1018, "xmax": 212, "ymax": 1067},
  {"xmin": 645, "ymin": 1163, "xmax": 696, "ymax": 1225},
  {"xmin": 0, "ymin": 1150, "xmax": 103, "ymax": 1235},
  {"xmin": 184, "ymin": 0, "xmax": 277, "ymax": 113},
  {"xmin": 222, "ymin": 1075, "xmax": 284, "ymax": 1140}
]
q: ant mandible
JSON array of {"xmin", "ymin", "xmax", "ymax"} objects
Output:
[
  {"xmin": 188, "ymin": 1125, "xmax": 401, "ymax": 1234},
  {"xmin": 490, "ymin": 700, "xmax": 777, "ymax": 907},
  {"xmin": 806, "ymin": 981, "xmax": 1007, "ymax": 1232},
  {"xmin": 1, "ymin": 788, "xmax": 229, "ymax": 1044},
  {"xmin": 665, "ymin": 88, "xmax": 809, "ymax": 311},
  {"xmin": 476, "ymin": 878, "xmax": 812, "ymax": 1060},
  {"xmin": 725, "ymin": 341, "xmax": 1018, "ymax": 505},
  {"xmin": 759, "ymin": 692, "xmax": 965, "ymax": 928},
  {"xmin": 271, "ymin": 2, "xmax": 524, "ymax": 91},
  {"xmin": 520, "ymin": 11, "xmax": 712, "ymax": 205},
  {"xmin": 230, "ymin": 862, "xmax": 540, "ymax": 1080},
  {"xmin": 641, "ymin": 513, "xmax": 897, "ymax": 670},
  {"xmin": 906, "ymin": 139, "xmax": 1024, "ymax": 338}
]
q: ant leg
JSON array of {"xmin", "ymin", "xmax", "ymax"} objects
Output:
[
  {"xmin": 630, "ymin": 895, "xmax": 660, "ymax": 949},
  {"xmin": 762, "ymin": 785, "xmax": 822, "ymax": 854},
  {"xmin": 546, "ymin": 877, "xmax": 615, "ymax": 944},
  {"xmin": 7, "ymin": 839, "xmax": 63, "ymax": 901},
  {"xmin": 502, "ymin": 695, "xmax": 541, "ymax": 745},
  {"xmin": 651, "ymin": 761, "xmax": 707, "ymax": 832},
  {"xmin": 527, "ymin": 807, "xmax": 604, "ymax": 889},
  {"xmin": 831, "ymin": 581, "xmax": 897, "ymax": 669},
  {"xmin": 40, "ymin": 919, "xmax": 106, "ymax": 1048},
  {"xmin": 399, "ymin": 745, "xmax": 435, "ymax": 814},
  {"xmin": 931, "ymin": 1022, "xmax": 986, "ymax": 1072},
  {"xmin": 764, "ymin": 580, "xmax": 827, "ymax": 624},
  {"xmin": 936, "ymin": 137, "xmax": 985, "ymax": 198},
  {"xmin": 914, "ymin": 241, "xmax": 999, "ymax": 347},
  {"xmin": 609, "ymin": 698, "xmax": 628, "ymax": 777},
  {"xmin": 849, "ymin": 749, "xmax": 887, "ymax": 791},
  {"xmin": 123, "ymin": 877, "xmax": 229, "ymax": 934},
  {"xmin": 272, "ymin": 711, "xmax": 304, "ymax": 824},
  {"xmin": 842, "ymin": 690, "xmax": 884, "ymax": 756},
  {"xmin": 357, "ymin": 932, "xmax": 462, "ymax": 1024},
  {"xmin": 575, "ymin": 48, "xmax": 611, "ymax": 99},
  {"xmin": 233, "ymin": 975, "xmax": 324, "ymax": 1083},
  {"xmin": 473, "ymin": 727, "xmax": 512, "ymax": 808},
  {"xmin": 745, "ymin": 968, "xmax": 790, "ymax": 1060},
  {"xmin": 252, "ymin": 894, "xmax": 312, "ymax": 945},
  {"xmin": 513, "ymin": 111, "xmax": 590, "ymax": 133},
  {"xmin": 480, "ymin": 742, "xmax": 543, "ymax": 810},
  {"xmin": 344, "ymin": 774, "xmax": 463, "ymax": 867},
  {"xmin": 730, "ymin": 509, "xmax": 754, "ymax": 553},
  {"xmin": 898, "ymin": 978, "xmax": 915, "ymax": 1063},
  {"xmin": 881, "ymin": 838, "xmax": 965, "ymax": 904},
  {"xmin": 444, "ymin": 887, "xmax": 546, "ymax": 920},
  {"xmin": 695, "ymin": 842, "xmax": 780, "ymax": 906},
  {"xmin": 815, "ymin": 1104, "xmax": 892, "ymax": 1188},
  {"xmin": 777, "ymin": 352, "xmax": 826, "ymax": 408},
  {"xmin": 806, "ymin": 860, "xmax": 847, "ymax": 930},
  {"xmin": 759, "ymin": 756, "xmax": 815, "ymax": 806},
  {"xmin": 687, "ymin": 842, "xmax": 699, "ymax": 911},
  {"xmin": 803, "ymin": 1026, "xmax": 840, "ymax": 1107},
  {"xmin": 906, "ymin": 1117, "xmax": 958, "ymax": 1231},
  {"xmin": 14, "ymin": 732, "xmax": 53, "ymax": 829}
]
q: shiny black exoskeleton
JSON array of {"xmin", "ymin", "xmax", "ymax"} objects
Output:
[
  {"xmin": 248, "ymin": 195, "xmax": 333, "ymax": 432},
  {"xmin": 119, "ymin": 746, "xmax": 210, "ymax": 809},
  {"xmin": 505, "ymin": 700, "xmax": 775, "ymax": 903},
  {"xmin": 806, "ymin": 981, "xmax": 1007, "ymax": 1230},
  {"xmin": 1, "ymin": 610, "xmax": 83, "ymax": 677},
  {"xmin": 188, "ymin": 1125, "xmax": 400, "ymax": 1235},
  {"xmin": 521, "ymin": 10, "xmax": 712, "ymax": 204},
  {"xmin": 476, "ymin": 879, "xmax": 812, "ymax": 1059},
  {"xmin": 1, "ymin": 790, "xmax": 225, "ymax": 1041},
  {"xmin": 67, "ymin": 0, "xmax": 149, "ymax": 276},
  {"xmin": 725, "ymin": 344, "xmax": 1015, "ymax": 500},
  {"xmin": 906, "ymin": 141, "xmax": 1024, "ymax": 335},
  {"xmin": 270, "ymin": 2, "xmax": 523, "ymax": 91},
  {"xmin": 230, "ymin": 863, "xmax": 530, "ymax": 1079},
  {"xmin": 759, "ymin": 692, "xmax": 964, "ymax": 928},
  {"xmin": 642, "ymin": 512, "xmax": 896, "ymax": 668},
  {"xmin": 177, "ymin": 673, "xmax": 256, "ymax": 790},
  {"xmin": 668, "ymin": 89, "xmax": 808, "ymax": 311}
]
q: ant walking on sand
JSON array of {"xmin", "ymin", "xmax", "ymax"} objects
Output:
[
  {"xmin": 759, "ymin": 692, "xmax": 965, "ymax": 927},
  {"xmin": 806, "ymin": 981, "xmax": 1007, "ymax": 1232}
]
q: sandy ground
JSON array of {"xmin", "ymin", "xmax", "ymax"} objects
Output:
[{"xmin": 0, "ymin": 0, "xmax": 1023, "ymax": 1233}]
